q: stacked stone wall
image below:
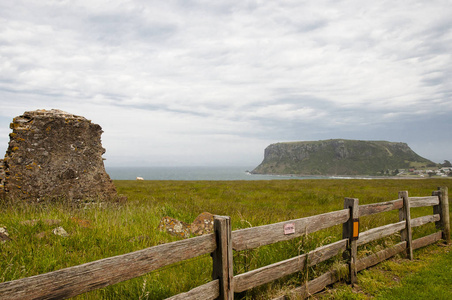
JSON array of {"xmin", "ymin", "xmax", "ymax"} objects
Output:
[{"xmin": 2, "ymin": 109, "xmax": 117, "ymax": 201}]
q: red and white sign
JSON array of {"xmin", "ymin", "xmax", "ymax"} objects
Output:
[{"xmin": 284, "ymin": 223, "xmax": 295, "ymax": 235}]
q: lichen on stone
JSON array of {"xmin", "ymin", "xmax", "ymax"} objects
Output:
[
  {"xmin": 158, "ymin": 212, "xmax": 215, "ymax": 238},
  {"xmin": 0, "ymin": 109, "xmax": 117, "ymax": 202}
]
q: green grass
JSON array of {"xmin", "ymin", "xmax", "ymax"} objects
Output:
[
  {"xmin": 0, "ymin": 178, "xmax": 451, "ymax": 299},
  {"xmin": 374, "ymin": 245, "xmax": 452, "ymax": 299},
  {"xmin": 315, "ymin": 242, "xmax": 452, "ymax": 299}
]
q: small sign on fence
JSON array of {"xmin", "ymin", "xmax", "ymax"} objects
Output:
[{"xmin": 284, "ymin": 223, "xmax": 295, "ymax": 235}]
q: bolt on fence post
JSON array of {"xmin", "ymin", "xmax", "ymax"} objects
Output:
[
  {"xmin": 398, "ymin": 191, "xmax": 413, "ymax": 260},
  {"xmin": 342, "ymin": 198, "xmax": 359, "ymax": 285},
  {"xmin": 433, "ymin": 187, "xmax": 450, "ymax": 244},
  {"xmin": 212, "ymin": 215, "xmax": 234, "ymax": 300}
]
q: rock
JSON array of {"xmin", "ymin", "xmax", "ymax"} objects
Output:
[
  {"xmin": 158, "ymin": 216, "xmax": 191, "ymax": 238},
  {"xmin": 52, "ymin": 226, "xmax": 69, "ymax": 237},
  {"xmin": 252, "ymin": 139, "xmax": 435, "ymax": 176},
  {"xmin": 190, "ymin": 212, "xmax": 214, "ymax": 236},
  {"xmin": 158, "ymin": 212, "xmax": 215, "ymax": 238},
  {"xmin": 0, "ymin": 226, "xmax": 11, "ymax": 243},
  {"xmin": 1, "ymin": 109, "xmax": 117, "ymax": 201}
]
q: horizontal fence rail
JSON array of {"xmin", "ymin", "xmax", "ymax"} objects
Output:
[
  {"xmin": 411, "ymin": 214, "xmax": 440, "ymax": 228},
  {"xmin": 412, "ymin": 231, "xmax": 443, "ymax": 249},
  {"xmin": 357, "ymin": 221, "xmax": 406, "ymax": 246},
  {"xmin": 409, "ymin": 196, "xmax": 439, "ymax": 208},
  {"xmin": 0, "ymin": 234, "xmax": 216, "ymax": 300},
  {"xmin": 165, "ymin": 279, "xmax": 220, "ymax": 300},
  {"xmin": 232, "ymin": 209, "xmax": 349, "ymax": 251},
  {"xmin": 233, "ymin": 239, "xmax": 348, "ymax": 293},
  {"xmin": 359, "ymin": 198, "xmax": 403, "ymax": 217},
  {"xmin": 0, "ymin": 187, "xmax": 449, "ymax": 300}
]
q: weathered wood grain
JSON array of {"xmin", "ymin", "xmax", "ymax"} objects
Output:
[
  {"xmin": 433, "ymin": 191, "xmax": 442, "ymax": 231},
  {"xmin": 359, "ymin": 199, "xmax": 403, "ymax": 217},
  {"xmin": 343, "ymin": 198, "xmax": 359, "ymax": 285},
  {"xmin": 164, "ymin": 280, "xmax": 219, "ymax": 300},
  {"xmin": 273, "ymin": 269, "xmax": 341, "ymax": 300},
  {"xmin": 409, "ymin": 196, "xmax": 439, "ymax": 208},
  {"xmin": 277, "ymin": 230, "xmax": 442, "ymax": 300},
  {"xmin": 232, "ymin": 209, "xmax": 349, "ymax": 251},
  {"xmin": 0, "ymin": 234, "xmax": 216, "ymax": 300},
  {"xmin": 307, "ymin": 239, "xmax": 348, "ymax": 267},
  {"xmin": 410, "ymin": 214, "xmax": 440, "ymax": 228},
  {"xmin": 412, "ymin": 231, "xmax": 442, "ymax": 250},
  {"xmin": 398, "ymin": 191, "xmax": 413, "ymax": 259},
  {"xmin": 233, "ymin": 253, "xmax": 305, "ymax": 293},
  {"xmin": 438, "ymin": 187, "xmax": 450, "ymax": 243},
  {"xmin": 356, "ymin": 242, "xmax": 406, "ymax": 272},
  {"xmin": 357, "ymin": 221, "xmax": 405, "ymax": 246},
  {"xmin": 212, "ymin": 216, "xmax": 233, "ymax": 300},
  {"xmin": 233, "ymin": 239, "xmax": 347, "ymax": 293}
]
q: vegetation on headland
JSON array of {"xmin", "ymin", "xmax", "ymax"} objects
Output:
[
  {"xmin": 0, "ymin": 178, "xmax": 451, "ymax": 299},
  {"xmin": 252, "ymin": 139, "xmax": 448, "ymax": 177}
]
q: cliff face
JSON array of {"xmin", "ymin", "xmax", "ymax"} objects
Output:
[
  {"xmin": 252, "ymin": 139, "xmax": 434, "ymax": 176},
  {"xmin": 1, "ymin": 109, "xmax": 117, "ymax": 201}
]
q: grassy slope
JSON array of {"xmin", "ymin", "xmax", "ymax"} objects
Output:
[
  {"xmin": 315, "ymin": 242, "xmax": 452, "ymax": 299},
  {"xmin": 0, "ymin": 179, "xmax": 451, "ymax": 299},
  {"xmin": 375, "ymin": 244, "xmax": 452, "ymax": 300}
]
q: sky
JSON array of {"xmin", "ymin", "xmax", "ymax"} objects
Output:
[{"xmin": 0, "ymin": 0, "xmax": 451, "ymax": 167}]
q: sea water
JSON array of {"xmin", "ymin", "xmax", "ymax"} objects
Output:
[{"xmin": 105, "ymin": 166, "xmax": 327, "ymax": 181}]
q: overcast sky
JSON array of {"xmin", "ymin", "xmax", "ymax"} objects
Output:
[{"xmin": 1, "ymin": 0, "xmax": 451, "ymax": 167}]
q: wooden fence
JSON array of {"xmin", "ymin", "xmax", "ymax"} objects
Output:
[{"xmin": 0, "ymin": 187, "xmax": 449, "ymax": 300}]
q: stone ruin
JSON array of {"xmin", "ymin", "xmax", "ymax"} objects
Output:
[
  {"xmin": 158, "ymin": 212, "xmax": 215, "ymax": 238},
  {"xmin": 0, "ymin": 109, "xmax": 117, "ymax": 201}
]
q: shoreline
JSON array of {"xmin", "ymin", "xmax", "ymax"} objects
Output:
[{"xmin": 250, "ymin": 172, "xmax": 451, "ymax": 180}]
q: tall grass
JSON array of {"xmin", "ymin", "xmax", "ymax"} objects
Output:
[{"xmin": 0, "ymin": 179, "xmax": 450, "ymax": 299}]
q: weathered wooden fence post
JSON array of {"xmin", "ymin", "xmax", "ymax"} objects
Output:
[
  {"xmin": 212, "ymin": 215, "xmax": 234, "ymax": 300},
  {"xmin": 433, "ymin": 187, "xmax": 450, "ymax": 244},
  {"xmin": 398, "ymin": 191, "xmax": 413, "ymax": 259},
  {"xmin": 343, "ymin": 198, "xmax": 359, "ymax": 285}
]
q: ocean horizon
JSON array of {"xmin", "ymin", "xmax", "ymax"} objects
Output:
[{"xmin": 105, "ymin": 166, "xmax": 330, "ymax": 181}]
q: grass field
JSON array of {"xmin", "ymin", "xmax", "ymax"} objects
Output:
[
  {"xmin": 0, "ymin": 178, "xmax": 451, "ymax": 299},
  {"xmin": 311, "ymin": 241, "xmax": 452, "ymax": 299}
]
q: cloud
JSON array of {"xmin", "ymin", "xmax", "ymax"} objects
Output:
[{"xmin": 0, "ymin": 0, "xmax": 451, "ymax": 165}]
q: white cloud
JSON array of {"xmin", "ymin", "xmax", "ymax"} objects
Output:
[{"xmin": 0, "ymin": 0, "xmax": 451, "ymax": 165}]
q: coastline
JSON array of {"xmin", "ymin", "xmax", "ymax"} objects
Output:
[
  {"xmin": 106, "ymin": 166, "xmax": 450, "ymax": 181},
  {"xmin": 250, "ymin": 171, "xmax": 450, "ymax": 180}
]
